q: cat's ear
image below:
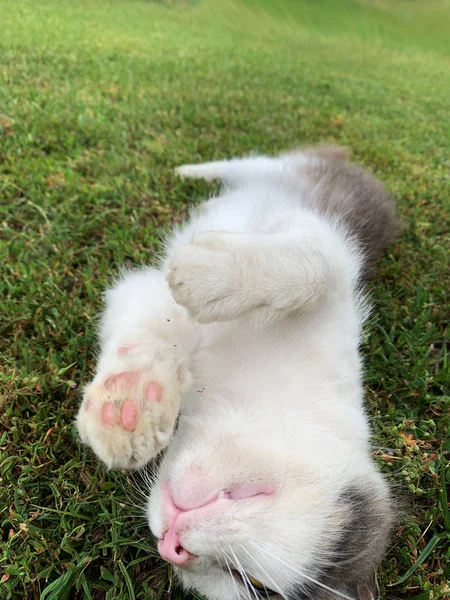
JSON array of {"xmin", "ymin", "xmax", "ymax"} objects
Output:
[
  {"xmin": 315, "ymin": 482, "xmax": 391, "ymax": 600},
  {"xmin": 353, "ymin": 577, "xmax": 378, "ymax": 600}
]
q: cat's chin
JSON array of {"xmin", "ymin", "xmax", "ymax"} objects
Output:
[{"xmin": 175, "ymin": 563, "xmax": 253, "ymax": 600}]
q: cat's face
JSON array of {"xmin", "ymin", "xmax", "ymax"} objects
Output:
[{"xmin": 147, "ymin": 429, "xmax": 392, "ymax": 600}]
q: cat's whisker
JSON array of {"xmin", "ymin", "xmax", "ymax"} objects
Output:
[
  {"xmin": 116, "ymin": 484, "xmax": 145, "ymax": 510},
  {"xmin": 222, "ymin": 552, "xmax": 242, "ymax": 599},
  {"xmin": 238, "ymin": 548, "xmax": 273, "ymax": 600},
  {"xmin": 333, "ymin": 547, "xmax": 373, "ymax": 567},
  {"xmin": 120, "ymin": 519, "xmax": 151, "ymax": 538},
  {"xmin": 99, "ymin": 514, "xmax": 148, "ymax": 541},
  {"xmin": 224, "ymin": 553, "xmax": 250, "ymax": 600},
  {"xmin": 227, "ymin": 543, "xmax": 257, "ymax": 600},
  {"xmin": 96, "ymin": 475, "xmax": 152, "ymax": 539},
  {"xmin": 249, "ymin": 541, "xmax": 357, "ymax": 600},
  {"xmin": 239, "ymin": 544, "xmax": 287, "ymax": 600},
  {"xmin": 128, "ymin": 470, "xmax": 156, "ymax": 499},
  {"xmin": 126, "ymin": 480, "xmax": 150, "ymax": 502},
  {"xmin": 138, "ymin": 466, "xmax": 158, "ymax": 490},
  {"xmin": 110, "ymin": 471, "xmax": 149, "ymax": 511}
]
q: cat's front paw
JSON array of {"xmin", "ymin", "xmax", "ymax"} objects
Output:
[
  {"xmin": 167, "ymin": 232, "xmax": 253, "ymax": 323},
  {"xmin": 76, "ymin": 346, "xmax": 191, "ymax": 469}
]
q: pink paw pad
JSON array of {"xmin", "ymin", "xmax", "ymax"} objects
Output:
[
  {"xmin": 105, "ymin": 371, "xmax": 139, "ymax": 391},
  {"xmin": 120, "ymin": 400, "xmax": 138, "ymax": 431},
  {"xmin": 102, "ymin": 401, "xmax": 115, "ymax": 426},
  {"xmin": 146, "ymin": 382, "xmax": 163, "ymax": 403},
  {"xmin": 117, "ymin": 344, "xmax": 138, "ymax": 355},
  {"xmin": 84, "ymin": 397, "xmax": 94, "ymax": 412}
]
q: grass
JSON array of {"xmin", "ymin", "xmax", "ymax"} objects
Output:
[{"xmin": 0, "ymin": 0, "xmax": 449, "ymax": 598}]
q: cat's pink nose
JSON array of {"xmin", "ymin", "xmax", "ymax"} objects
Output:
[{"xmin": 157, "ymin": 527, "xmax": 193, "ymax": 566}]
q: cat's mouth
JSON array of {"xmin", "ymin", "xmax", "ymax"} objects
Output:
[{"xmin": 228, "ymin": 568, "xmax": 278, "ymax": 596}]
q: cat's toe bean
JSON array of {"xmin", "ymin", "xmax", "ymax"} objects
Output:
[
  {"xmin": 146, "ymin": 382, "xmax": 163, "ymax": 403},
  {"xmin": 83, "ymin": 397, "xmax": 94, "ymax": 412},
  {"xmin": 101, "ymin": 401, "xmax": 116, "ymax": 425},
  {"xmin": 120, "ymin": 400, "xmax": 138, "ymax": 431},
  {"xmin": 105, "ymin": 371, "xmax": 139, "ymax": 391},
  {"xmin": 117, "ymin": 343, "xmax": 139, "ymax": 354}
]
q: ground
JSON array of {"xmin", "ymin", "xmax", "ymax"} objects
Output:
[{"xmin": 0, "ymin": 0, "xmax": 449, "ymax": 599}]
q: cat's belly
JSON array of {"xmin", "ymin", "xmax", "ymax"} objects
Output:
[{"xmin": 179, "ymin": 311, "xmax": 369, "ymax": 446}]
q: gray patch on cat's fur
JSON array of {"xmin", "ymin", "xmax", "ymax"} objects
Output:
[
  {"xmin": 296, "ymin": 145, "xmax": 401, "ymax": 276},
  {"xmin": 287, "ymin": 480, "xmax": 393, "ymax": 600}
]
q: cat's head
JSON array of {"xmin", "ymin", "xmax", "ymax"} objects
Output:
[{"xmin": 147, "ymin": 427, "xmax": 393, "ymax": 600}]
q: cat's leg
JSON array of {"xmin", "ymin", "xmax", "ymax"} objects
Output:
[
  {"xmin": 167, "ymin": 212, "xmax": 361, "ymax": 324},
  {"xmin": 76, "ymin": 268, "xmax": 199, "ymax": 470}
]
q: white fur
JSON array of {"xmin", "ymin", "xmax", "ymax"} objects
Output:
[{"xmin": 76, "ymin": 151, "xmax": 389, "ymax": 599}]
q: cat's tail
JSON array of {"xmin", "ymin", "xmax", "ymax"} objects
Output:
[
  {"xmin": 174, "ymin": 144, "xmax": 351, "ymax": 185},
  {"xmin": 175, "ymin": 155, "xmax": 288, "ymax": 184}
]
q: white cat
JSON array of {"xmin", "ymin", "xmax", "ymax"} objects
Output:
[{"xmin": 77, "ymin": 146, "xmax": 399, "ymax": 600}]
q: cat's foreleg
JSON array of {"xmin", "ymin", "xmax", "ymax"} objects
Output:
[
  {"xmin": 167, "ymin": 213, "xmax": 360, "ymax": 324},
  {"xmin": 76, "ymin": 268, "xmax": 199, "ymax": 469}
]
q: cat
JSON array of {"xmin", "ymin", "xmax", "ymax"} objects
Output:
[{"xmin": 76, "ymin": 145, "xmax": 400, "ymax": 600}]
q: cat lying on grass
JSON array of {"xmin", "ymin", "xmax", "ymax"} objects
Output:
[{"xmin": 77, "ymin": 145, "xmax": 399, "ymax": 600}]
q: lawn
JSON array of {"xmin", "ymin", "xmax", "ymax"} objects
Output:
[{"xmin": 1, "ymin": 0, "xmax": 449, "ymax": 598}]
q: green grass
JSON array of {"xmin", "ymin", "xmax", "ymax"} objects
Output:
[{"xmin": 1, "ymin": 0, "xmax": 449, "ymax": 598}]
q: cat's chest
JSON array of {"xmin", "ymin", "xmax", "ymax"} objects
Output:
[{"xmin": 183, "ymin": 317, "xmax": 363, "ymax": 428}]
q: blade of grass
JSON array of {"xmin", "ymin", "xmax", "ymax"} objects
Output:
[
  {"xmin": 439, "ymin": 458, "xmax": 450, "ymax": 531},
  {"xmin": 390, "ymin": 534, "xmax": 444, "ymax": 586},
  {"xmin": 118, "ymin": 560, "xmax": 136, "ymax": 600}
]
